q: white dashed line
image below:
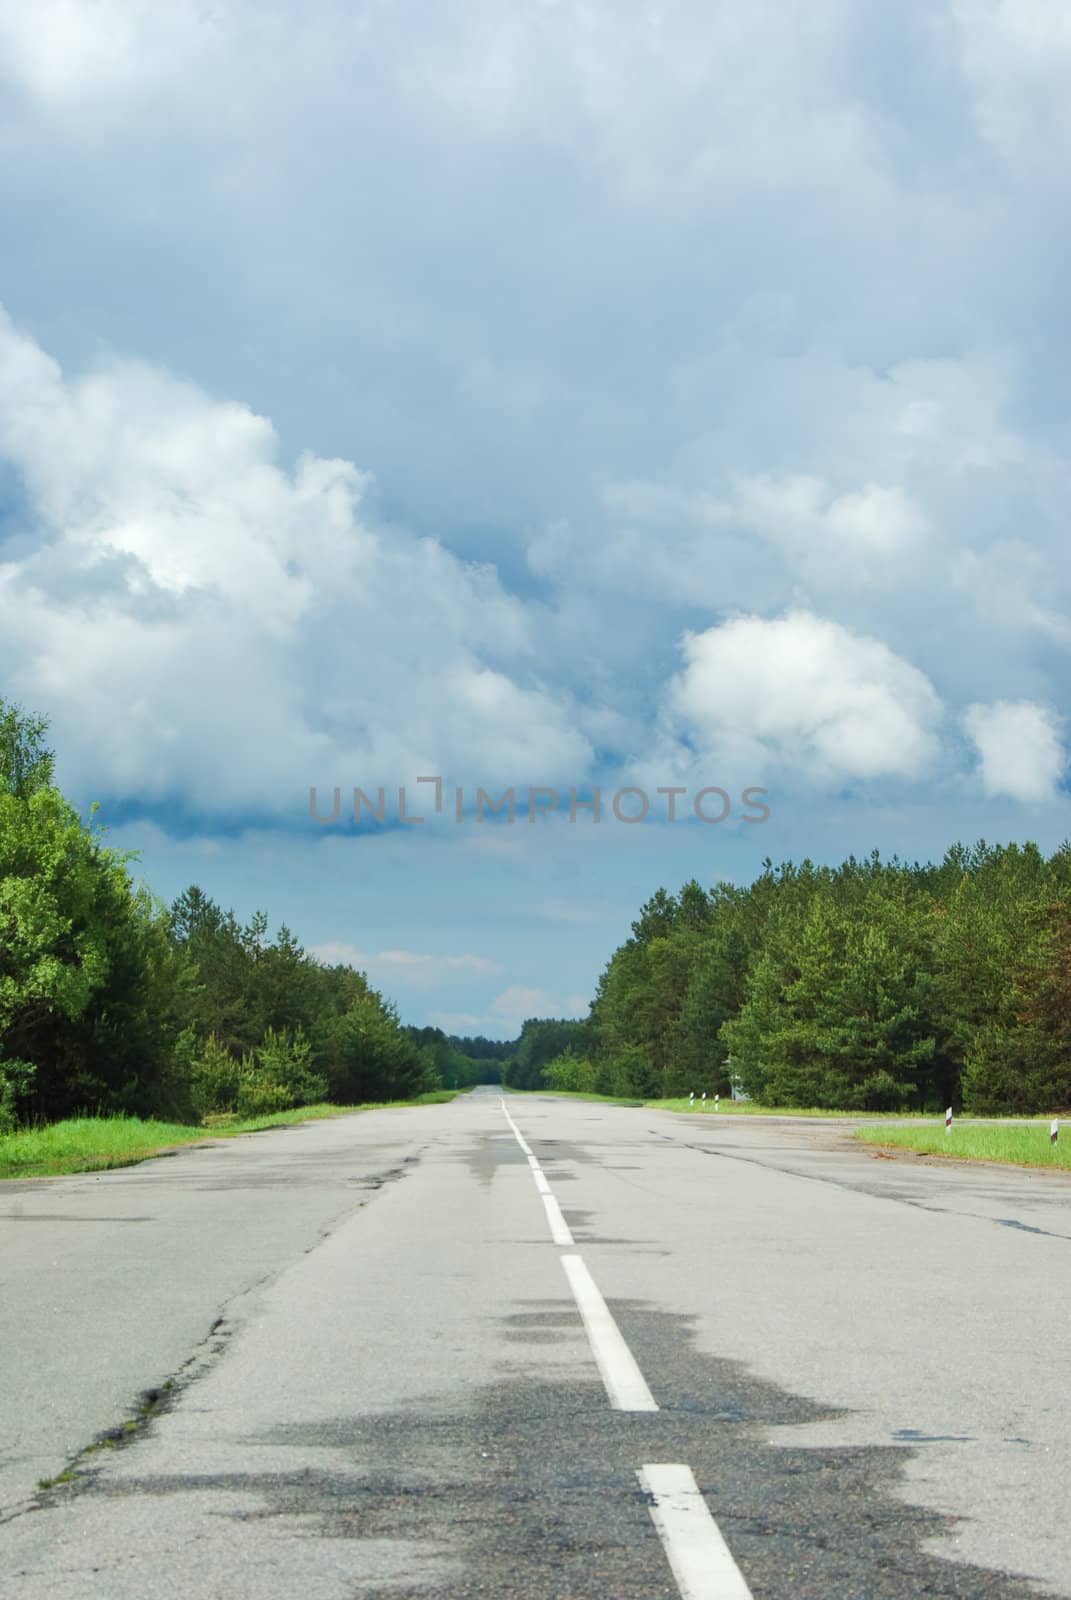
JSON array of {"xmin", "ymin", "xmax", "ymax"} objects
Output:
[
  {"xmin": 637, "ymin": 1464, "xmax": 754, "ymax": 1600},
  {"xmin": 501, "ymin": 1099, "xmax": 575, "ymax": 1245},
  {"xmin": 501, "ymin": 1102, "xmax": 745, "ymax": 1596},
  {"xmin": 500, "ymin": 1102, "xmax": 533, "ymax": 1156},
  {"xmin": 540, "ymin": 1192, "xmax": 574, "ymax": 1247},
  {"xmin": 502, "ymin": 1101, "xmax": 657, "ymax": 1410},
  {"xmin": 561, "ymin": 1254, "xmax": 659, "ymax": 1412}
]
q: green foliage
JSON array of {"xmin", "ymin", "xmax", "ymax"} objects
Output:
[
  {"xmin": 542, "ymin": 1050, "xmax": 597, "ymax": 1093},
  {"xmin": 0, "ymin": 701, "xmax": 447, "ymax": 1131},
  {"xmin": 7, "ymin": 695, "xmax": 1070, "ymax": 1130},
  {"xmin": 502, "ymin": 1017, "xmax": 588, "ymax": 1088},
  {"xmin": 723, "ymin": 887, "xmax": 935, "ymax": 1109},
  {"xmin": 236, "ymin": 1026, "xmax": 328, "ymax": 1117},
  {"xmin": 856, "ymin": 1121, "xmax": 1070, "ymax": 1170},
  {"xmin": 188, "ymin": 1033, "xmax": 242, "ymax": 1117},
  {"xmin": 320, "ymin": 989, "xmax": 437, "ymax": 1104},
  {"xmin": 586, "ymin": 844, "xmax": 1071, "ymax": 1116},
  {"xmin": 0, "ymin": 698, "xmax": 55, "ymax": 800},
  {"xmin": 959, "ymin": 899, "xmax": 1071, "ymax": 1113},
  {"xmin": 0, "ymin": 1058, "xmax": 34, "ymax": 1134},
  {"xmin": 0, "ymin": 777, "xmax": 151, "ymax": 1123},
  {"xmin": 406, "ymin": 1025, "xmax": 505, "ymax": 1087}
]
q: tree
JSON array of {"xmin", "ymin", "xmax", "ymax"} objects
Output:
[
  {"xmin": 0, "ymin": 698, "xmax": 55, "ymax": 799},
  {"xmin": 960, "ymin": 897, "xmax": 1071, "ymax": 1113},
  {"xmin": 722, "ymin": 888, "xmax": 936, "ymax": 1109},
  {"xmin": 0, "ymin": 782, "xmax": 146, "ymax": 1123},
  {"xmin": 502, "ymin": 1018, "xmax": 588, "ymax": 1089},
  {"xmin": 321, "ymin": 987, "xmax": 437, "ymax": 1103}
]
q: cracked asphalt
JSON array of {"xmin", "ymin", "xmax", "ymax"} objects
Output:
[{"xmin": 2, "ymin": 1089, "xmax": 1070, "ymax": 1598}]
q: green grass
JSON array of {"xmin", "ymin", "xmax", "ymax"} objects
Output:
[
  {"xmin": 36, "ymin": 1470, "xmax": 76, "ymax": 1490},
  {"xmin": 654, "ymin": 1098, "xmax": 937, "ymax": 1118},
  {"xmin": 510, "ymin": 1088, "xmax": 935, "ymax": 1117},
  {"xmin": 855, "ymin": 1121, "xmax": 1069, "ymax": 1169},
  {"xmin": 0, "ymin": 1092, "xmax": 459, "ymax": 1180}
]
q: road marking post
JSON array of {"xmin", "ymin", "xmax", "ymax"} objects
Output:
[
  {"xmin": 701, "ymin": 1092, "xmax": 707, "ymax": 1110},
  {"xmin": 689, "ymin": 1091, "xmax": 694, "ymax": 1106},
  {"xmin": 1052, "ymin": 1118, "xmax": 1059, "ymax": 1146},
  {"xmin": 714, "ymin": 1094, "xmax": 719, "ymax": 1112},
  {"xmin": 637, "ymin": 1464, "xmax": 754, "ymax": 1600},
  {"xmin": 945, "ymin": 1106, "xmax": 953, "ymax": 1135},
  {"xmin": 561, "ymin": 1255, "xmax": 658, "ymax": 1412}
]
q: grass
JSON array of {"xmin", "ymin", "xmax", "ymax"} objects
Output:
[
  {"xmin": 655, "ymin": 1098, "xmax": 910, "ymax": 1118},
  {"xmin": 855, "ymin": 1121, "xmax": 1069, "ymax": 1170},
  {"xmin": 510, "ymin": 1088, "xmax": 934, "ymax": 1117},
  {"xmin": 36, "ymin": 1469, "xmax": 77, "ymax": 1490},
  {"xmin": 0, "ymin": 1091, "xmax": 459, "ymax": 1180}
]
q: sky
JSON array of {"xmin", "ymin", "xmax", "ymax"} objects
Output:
[{"xmin": 1, "ymin": 0, "xmax": 1069, "ymax": 1036}]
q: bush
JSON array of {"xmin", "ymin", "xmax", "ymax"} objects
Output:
[
  {"xmin": 188, "ymin": 1033, "xmax": 241, "ymax": 1117},
  {"xmin": 0, "ymin": 1057, "xmax": 35, "ymax": 1133},
  {"xmin": 246, "ymin": 1026, "xmax": 327, "ymax": 1112},
  {"xmin": 235, "ymin": 1057, "xmax": 294, "ymax": 1117},
  {"xmin": 542, "ymin": 1050, "xmax": 597, "ymax": 1093},
  {"xmin": 593, "ymin": 1046, "xmax": 659, "ymax": 1098}
]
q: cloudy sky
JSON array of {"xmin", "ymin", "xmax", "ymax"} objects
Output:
[{"xmin": 1, "ymin": 0, "xmax": 1069, "ymax": 1034}]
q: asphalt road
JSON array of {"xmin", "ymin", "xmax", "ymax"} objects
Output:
[{"xmin": 2, "ymin": 1089, "xmax": 1070, "ymax": 1598}]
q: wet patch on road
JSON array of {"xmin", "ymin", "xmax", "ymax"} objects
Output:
[
  {"xmin": 25, "ymin": 1307, "xmax": 1049, "ymax": 1599},
  {"xmin": 459, "ymin": 1135, "xmax": 530, "ymax": 1191}
]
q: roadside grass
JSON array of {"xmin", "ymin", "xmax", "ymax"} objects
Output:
[
  {"xmin": 855, "ymin": 1122, "xmax": 1069, "ymax": 1170},
  {"xmin": 654, "ymin": 1098, "xmax": 930, "ymax": 1118},
  {"xmin": 0, "ymin": 1091, "xmax": 459, "ymax": 1180},
  {"xmin": 509, "ymin": 1089, "xmax": 936, "ymax": 1117}
]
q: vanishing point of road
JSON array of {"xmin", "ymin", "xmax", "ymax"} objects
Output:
[{"xmin": 2, "ymin": 1088, "xmax": 1069, "ymax": 1598}]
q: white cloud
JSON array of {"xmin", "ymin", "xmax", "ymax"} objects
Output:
[
  {"xmin": 432, "ymin": 984, "xmax": 587, "ymax": 1032},
  {"xmin": 732, "ymin": 474, "xmax": 927, "ymax": 576},
  {"xmin": 0, "ymin": 307, "xmax": 592, "ymax": 812},
  {"xmin": 953, "ymin": 0, "xmax": 1071, "ymax": 171},
  {"xmin": 428, "ymin": 1011, "xmax": 488, "ymax": 1032},
  {"xmin": 488, "ymin": 986, "xmax": 560, "ymax": 1024},
  {"xmin": 309, "ymin": 942, "xmax": 505, "ymax": 987},
  {"xmin": 0, "ymin": 1, "xmax": 212, "ymax": 102},
  {"xmin": 663, "ymin": 611, "xmax": 943, "ymax": 784},
  {"xmin": 1, "ymin": 2, "xmax": 1069, "ymax": 862},
  {"xmin": 963, "ymin": 700, "xmax": 1066, "ymax": 804}
]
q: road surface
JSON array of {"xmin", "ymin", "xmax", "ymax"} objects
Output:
[{"xmin": 2, "ymin": 1089, "xmax": 1069, "ymax": 1597}]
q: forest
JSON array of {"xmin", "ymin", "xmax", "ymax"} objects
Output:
[
  {"xmin": 538, "ymin": 845, "xmax": 1071, "ymax": 1113},
  {"xmin": 5, "ymin": 693, "xmax": 1070, "ymax": 1129},
  {"xmin": 0, "ymin": 698, "xmax": 502, "ymax": 1132}
]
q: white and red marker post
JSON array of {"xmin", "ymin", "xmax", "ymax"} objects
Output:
[
  {"xmin": 945, "ymin": 1106, "xmax": 953, "ymax": 1135},
  {"xmin": 1051, "ymin": 1118, "xmax": 1059, "ymax": 1146}
]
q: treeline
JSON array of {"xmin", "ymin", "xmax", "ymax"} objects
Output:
[
  {"xmin": 535, "ymin": 845, "xmax": 1071, "ymax": 1114},
  {"xmin": 501, "ymin": 1019, "xmax": 588, "ymax": 1089},
  {"xmin": 406, "ymin": 1027, "xmax": 511, "ymax": 1088},
  {"xmin": 0, "ymin": 700, "xmax": 444, "ymax": 1130}
]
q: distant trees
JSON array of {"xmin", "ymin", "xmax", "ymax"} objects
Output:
[
  {"xmin": 405, "ymin": 1026, "xmax": 508, "ymax": 1087},
  {"xmin": 501, "ymin": 1018, "xmax": 588, "ymax": 1089},
  {"xmin": 580, "ymin": 845, "xmax": 1071, "ymax": 1114},
  {"xmin": 0, "ymin": 697, "xmax": 440, "ymax": 1128},
  {"xmin": 9, "ymin": 692, "xmax": 1070, "ymax": 1125}
]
